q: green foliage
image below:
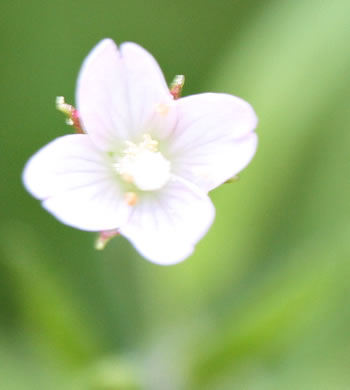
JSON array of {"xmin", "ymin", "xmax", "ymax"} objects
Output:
[{"xmin": 1, "ymin": 0, "xmax": 349, "ymax": 388}]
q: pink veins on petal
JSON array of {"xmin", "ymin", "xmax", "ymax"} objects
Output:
[{"xmin": 22, "ymin": 38, "xmax": 258, "ymax": 265}]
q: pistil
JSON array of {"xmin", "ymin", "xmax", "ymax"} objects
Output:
[{"xmin": 115, "ymin": 134, "xmax": 171, "ymax": 191}]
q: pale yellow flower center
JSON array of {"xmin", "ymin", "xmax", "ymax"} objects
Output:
[{"xmin": 115, "ymin": 134, "xmax": 171, "ymax": 191}]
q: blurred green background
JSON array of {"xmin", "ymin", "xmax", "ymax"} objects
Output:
[{"xmin": 1, "ymin": 0, "xmax": 350, "ymax": 389}]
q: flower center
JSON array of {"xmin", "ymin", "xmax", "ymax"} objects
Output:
[{"xmin": 114, "ymin": 134, "xmax": 171, "ymax": 191}]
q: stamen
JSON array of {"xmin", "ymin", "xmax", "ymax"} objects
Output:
[
  {"xmin": 95, "ymin": 229, "xmax": 120, "ymax": 250},
  {"xmin": 114, "ymin": 134, "xmax": 171, "ymax": 191},
  {"xmin": 125, "ymin": 192, "xmax": 138, "ymax": 206},
  {"xmin": 155, "ymin": 103, "xmax": 170, "ymax": 116},
  {"xmin": 56, "ymin": 96, "xmax": 84, "ymax": 134},
  {"xmin": 170, "ymin": 75, "xmax": 185, "ymax": 100}
]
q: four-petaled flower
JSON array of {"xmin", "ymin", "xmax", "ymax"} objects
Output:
[{"xmin": 23, "ymin": 39, "xmax": 258, "ymax": 265}]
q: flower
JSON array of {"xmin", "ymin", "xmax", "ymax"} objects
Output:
[{"xmin": 23, "ymin": 39, "xmax": 258, "ymax": 265}]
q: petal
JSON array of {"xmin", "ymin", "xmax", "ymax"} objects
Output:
[
  {"xmin": 119, "ymin": 42, "xmax": 176, "ymax": 140},
  {"xmin": 76, "ymin": 39, "xmax": 129, "ymax": 150},
  {"xmin": 76, "ymin": 39, "xmax": 175, "ymax": 150},
  {"xmin": 23, "ymin": 135, "xmax": 130, "ymax": 231},
  {"xmin": 168, "ymin": 93, "xmax": 258, "ymax": 192},
  {"xmin": 120, "ymin": 176, "xmax": 215, "ymax": 265}
]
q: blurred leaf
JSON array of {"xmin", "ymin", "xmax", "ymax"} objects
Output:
[
  {"xmin": 190, "ymin": 230, "xmax": 350, "ymax": 388},
  {"xmin": 183, "ymin": 0, "xmax": 350, "ymax": 307},
  {"xmin": 0, "ymin": 221, "xmax": 100, "ymax": 368}
]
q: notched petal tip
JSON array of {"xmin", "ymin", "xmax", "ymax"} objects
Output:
[
  {"xmin": 119, "ymin": 40, "xmax": 171, "ymax": 95},
  {"xmin": 76, "ymin": 38, "xmax": 120, "ymax": 89},
  {"xmin": 91, "ymin": 38, "xmax": 118, "ymax": 55},
  {"xmin": 78, "ymin": 39, "xmax": 119, "ymax": 83},
  {"xmin": 119, "ymin": 41, "xmax": 147, "ymax": 55}
]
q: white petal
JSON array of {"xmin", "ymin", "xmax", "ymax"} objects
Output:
[
  {"xmin": 119, "ymin": 42, "xmax": 176, "ymax": 140},
  {"xmin": 120, "ymin": 176, "xmax": 215, "ymax": 265},
  {"xmin": 76, "ymin": 39, "xmax": 175, "ymax": 150},
  {"xmin": 23, "ymin": 135, "xmax": 130, "ymax": 231},
  {"xmin": 168, "ymin": 93, "xmax": 258, "ymax": 192},
  {"xmin": 76, "ymin": 39, "xmax": 128, "ymax": 150}
]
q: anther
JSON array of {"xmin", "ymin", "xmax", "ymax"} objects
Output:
[
  {"xmin": 155, "ymin": 103, "xmax": 170, "ymax": 116},
  {"xmin": 114, "ymin": 134, "xmax": 171, "ymax": 191},
  {"xmin": 125, "ymin": 192, "xmax": 138, "ymax": 206},
  {"xmin": 56, "ymin": 96, "xmax": 84, "ymax": 134},
  {"xmin": 170, "ymin": 75, "xmax": 185, "ymax": 100},
  {"xmin": 95, "ymin": 229, "xmax": 120, "ymax": 250}
]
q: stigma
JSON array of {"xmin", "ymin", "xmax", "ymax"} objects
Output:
[{"xmin": 114, "ymin": 134, "xmax": 171, "ymax": 191}]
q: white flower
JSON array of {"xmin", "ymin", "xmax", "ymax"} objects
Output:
[{"xmin": 23, "ymin": 39, "xmax": 258, "ymax": 265}]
